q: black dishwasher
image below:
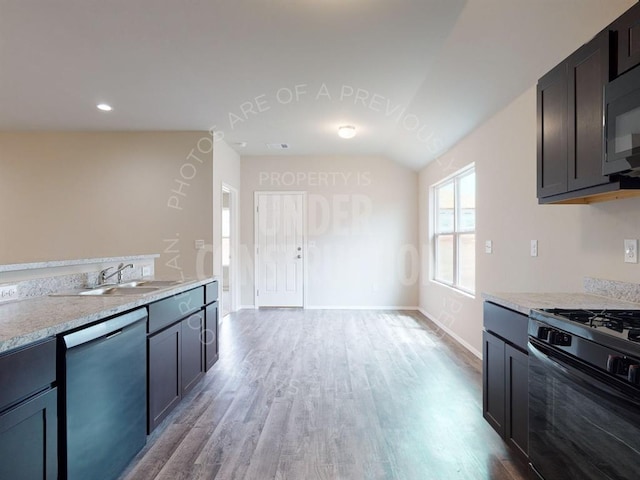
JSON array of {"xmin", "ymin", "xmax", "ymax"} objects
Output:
[{"xmin": 60, "ymin": 308, "xmax": 147, "ymax": 480}]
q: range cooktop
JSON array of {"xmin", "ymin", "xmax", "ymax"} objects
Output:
[{"xmin": 541, "ymin": 308, "xmax": 640, "ymax": 343}]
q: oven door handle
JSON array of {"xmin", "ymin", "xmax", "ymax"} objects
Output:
[{"xmin": 529, "ymin": 339, "xmax": 640, "ymax": 405}]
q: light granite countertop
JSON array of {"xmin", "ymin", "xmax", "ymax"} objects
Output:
[
  {"xmin": 482, "ymin": 291, "xmax": 640, "ymax": 316},
  {"xmin": 0, "ymin": 277, "xmax": 214, "ymax": 353}
]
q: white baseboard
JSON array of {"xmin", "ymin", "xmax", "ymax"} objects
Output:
[
  {"xmin": 304, "ymin": 305, "xmax": 419, "ymax": 311},
  {"xmin": 239, "ymin": 304, "xmax": 257, "ymax": 310},
  {"xmin": 418, "ymin": 307, "xmax": 482, "ymax": 359}
]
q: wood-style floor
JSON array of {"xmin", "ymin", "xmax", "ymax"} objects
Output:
[{"xmin": 120, "ymin": 309, "xmax": 527, "ymax": 480}]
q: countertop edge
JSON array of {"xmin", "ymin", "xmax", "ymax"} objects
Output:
[
  {"xmin": 0, "ymin": 277, "xmax": 216, "ymax": 353},
  {"xmin": 482, "ymin": 291, "xmax": 640, "ymax": 317}
]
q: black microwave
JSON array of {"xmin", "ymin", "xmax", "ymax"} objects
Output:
[{"xmin": 604, "ymin": 65, "xmax": 640, "ymax": 176}]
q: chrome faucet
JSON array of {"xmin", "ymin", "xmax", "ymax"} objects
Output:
[{"xmin": 98, "ymin": 263, "xmax": 134, "ymax": 285}]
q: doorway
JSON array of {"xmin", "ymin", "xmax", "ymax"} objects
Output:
[
  {"xmin": 254, "ymin": 192, "xmax": 307, "ymax": 308},
  {"xmin": 221, "ymin": 184, "xmax": 238, "ymax": 317}
]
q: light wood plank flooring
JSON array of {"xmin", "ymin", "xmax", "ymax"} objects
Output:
[{"xmin": 120, "ymin": 309, "xmax": 527, "ymax": 480}]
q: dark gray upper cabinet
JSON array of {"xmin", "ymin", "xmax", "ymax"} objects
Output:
[
  {"xmin": 537, "ymin": 61, "xmax": 568, "ymax": 198},
  {"xmin": 567, "ymin": 32, "xmax": 611, "ymax": 192},
  {"xmin": 537, "ymin": 6, "xmax": 640, "ymax": 204},
  {"xmin": 612, "ymin": 2, "xmax": 640, "ymax": 77},
  {"xmin": 537, "ymin": 31, "xmax": 615, "ymax": 203}
]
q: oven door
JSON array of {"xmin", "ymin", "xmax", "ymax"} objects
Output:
[{"xmin": 528, "ymin": 338, "xmax": 640, "ymax": 480}]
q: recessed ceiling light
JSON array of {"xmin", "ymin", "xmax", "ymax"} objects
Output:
[
  {"xmin": 96, "ymin": 103, "xmax": 112, "ymax": 112},
  {"xmin": 338, "ymin": 125, "xmax": 356, "ymax": 139},
  {"xmin": 234, "ymin": 141, "xmax": 248, "ymax": 148}
]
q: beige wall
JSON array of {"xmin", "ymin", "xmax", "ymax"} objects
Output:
[
  {"xmin": 240, "ymin": 155, "xmax": 419, "ymax": 308},
  {"xmin": 419, "ymin": 86, "xmax": 640, "ymax": 356},
  {"xmin": 0, "ymin": 132, "xmax": 213, "ymax": 278}
]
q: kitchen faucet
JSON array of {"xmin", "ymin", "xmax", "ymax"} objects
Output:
[{"xmin": 98, "ymin": 263, "xmax": 134, "ymax": 285}]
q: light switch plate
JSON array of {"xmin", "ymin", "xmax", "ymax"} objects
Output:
[
  {"xmin": 530, "ymin": 240, "xmax": 538, "ymax": 257},
  {"xmin": 195, "ymin": 239, "xmax": 205, "ymax": 250},
  {"xmin": 624, "ymin": 239, "xmax": 638, "ymax": 263},
  {"xmin": 485, "ymin": 240, "xmax": 493, "ymax": 254}
]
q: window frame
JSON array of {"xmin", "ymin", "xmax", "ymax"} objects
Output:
[{"xmin": 432, "ymin": 164, "xmax": 476, "ymax": 295}]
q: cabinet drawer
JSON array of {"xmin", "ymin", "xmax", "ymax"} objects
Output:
[
  {"xmin": 148, "ymin": 287, "xmax": 204, "ymax": 334},
  {"xmin": 0, "ymin": 338, "xmax": 56, "ymax": 412},
  {"xmin": 205, "ymin": 281, "xmax": 219, "ymax": 304},
  {"xmin": 483, "ymin": 302, "xmax": 528, "ymax": 351}
]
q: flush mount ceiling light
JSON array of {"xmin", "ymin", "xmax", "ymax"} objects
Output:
[
  {"xmin": 338, "ymin": 125, "xmax": 356, "ymax": 139},
  {"xmin": 96, "ymin": 103, "xmax": 112, "ymax": 112}
]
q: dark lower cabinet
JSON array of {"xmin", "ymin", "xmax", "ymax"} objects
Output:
[
  {"xmin": 148, "ymin": 322, "xmax": 182, "ymax": 432},
  {"xmin": 147, "ymin": 282, "xmax": 218, "ymax": 432},
  {"xmin": 181, "ymin": 311, "xmax": 205, "ymax": 396},
  {"xmin": 148, "ymin": 312, "xmax": 205, "ymax": 432},
  {"xmin": 0, "ymin": 388, "xmax": 58, "ymax": 480},
  {"xmin": 204, "ymin": 301, "xmax": 219, "ymax": 371},
  {"xmin": 0, "ymin": 337, "xmax": 58, "ymax": 480},
  {"xmin": 482, "ymin": 330, "xmax": 506, "ymax": 437},
  {"xmin": 505, "ymin": 344, "xmax": 528, "ymax": 459},
  {"xmin": 482, "ymin": 302, "xmax": 528, "ymax": 462}
]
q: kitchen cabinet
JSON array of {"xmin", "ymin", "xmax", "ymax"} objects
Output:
[
  {"xmin": 204, "ymin": 280, "xmax": 219, "ymax": 371},
  {"xmin": 0, "ymin": 338, "xmax": 57, "ymax": 480},
  {"xmin": 148, "ymin": 322, "xmax": 182, "ymax": 431},
  {"xmin": 612, "ymin": 2, "xmax": 640, "ymax": 77},
  {"xmin": 181, "ymin": 311, "xmax": 205, "ymax": 396},
  {"xmin": 147, "ymin": 286, "xmax": 206, "ymax": 432},
  {"xmin": 537, "ymin": 31, "xmax": 611, "ymax": 202},
  {"xmin": 482, "ymin": 302, "xmax": 528, "ymax": 462}
]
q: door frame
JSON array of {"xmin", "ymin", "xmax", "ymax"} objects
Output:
[
  {"xmin": 253, "ymin": 191, "xmax": 308, "ymax": 309},
  {"xmin": 222, "ymin": 183, "xmax": 239, "ymax": 314}
]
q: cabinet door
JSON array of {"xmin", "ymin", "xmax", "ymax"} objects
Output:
[
  {"xmin": 537, "ymin": 61, "xmax": 568, "ymax": 198},
  {"xmin": 482, "ymin": 331, "xmax": 505, "ymax": 437},
  {"xmin": 204, "ymin": 301, "xmax": 219, "ymax": 371},
  {"xmin": 0, "ymin": 388, "xmax": 57, "ymax": 480},
  {"xmin": 181, "ymin": 311, "xmax": 205, "ymax": 396},
  {"xmin": 148, "ymin": 323, "xmax": 181, "ymax": 433},
  {"xmin": 614, "ymin": 3, "xmax": 640, "ymax": 77},
  {"xmin": 567, "ymin": 31, "xmax": 610, "ymax": 191},
  {"xmin": 505, "ymin": 344, "xmax": 528, "ymax": 461}
]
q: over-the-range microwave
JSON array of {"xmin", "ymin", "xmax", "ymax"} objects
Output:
[{"xmin": 604, "ymin": 65, "xmax": 640, "ymax": 176}]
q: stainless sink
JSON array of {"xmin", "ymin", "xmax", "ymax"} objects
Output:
[
  {"xmin": 50, "ymin": 279, "xmax": 182, "ymax": 296},
  {"xmin": 52, "ymin": 286, "xmax": 160, "ymax": 296},
  {"xmin": 117, "ymin": 280, "xmax": 182, "ymax": 288}
]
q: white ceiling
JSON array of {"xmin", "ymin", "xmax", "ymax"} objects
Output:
[{"xmin": 0, "ymin": 0, "xmax": 635, "ymax": 170}]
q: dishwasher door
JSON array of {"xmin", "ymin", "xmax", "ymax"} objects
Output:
[{"xmin": 62, "ymin": 308, "xmax": 147, "ymax": 480}]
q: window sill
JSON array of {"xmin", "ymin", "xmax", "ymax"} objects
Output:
[{"xmin": 430, "ymin": 279, "xmax": 476, "ymax": 299}]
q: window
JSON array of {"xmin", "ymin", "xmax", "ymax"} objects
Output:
[{"xmin": 433, "ymin": 165, "xmax": 475, "ymax": 294}]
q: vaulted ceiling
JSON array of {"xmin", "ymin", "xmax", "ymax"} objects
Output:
[{"xmin": 0, "ymin": 0, "xmax": 634, "ymax": 169}]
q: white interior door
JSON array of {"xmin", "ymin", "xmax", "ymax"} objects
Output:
[{"xmin": 255, "ymin": 192, "xmax": 305, "ymax": 307}]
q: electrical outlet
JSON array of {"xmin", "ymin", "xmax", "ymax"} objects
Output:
[
  {"xmin": 142, "ymin": 266, "xmax": 152, "ymax": 276},
  {"xmin": 530, "ymin": 240, "xmax": 538, "ymax": 257},
  {"xmin": 195, "ymin": 239, "xmax": 205, "ymax": 250},
  {"xmin": 625, "ymin": 239, "xmax": 638, "ymax": 263},
  {"xmin": 485, "ymin": 240, "xmax": 493, "ymax": 254},
  {"xmin": 0, "ymin": 284, "xmax": 18, "ymax": 303}
]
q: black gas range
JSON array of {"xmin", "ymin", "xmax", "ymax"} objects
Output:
[{"xmin": 528, "ymin": 308, "xmax": 640, "ymax": 480}]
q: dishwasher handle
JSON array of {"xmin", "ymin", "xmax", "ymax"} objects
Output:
[{"xmin": 63, "ymin": 308, "xmax": 147, "ymax": 349}]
